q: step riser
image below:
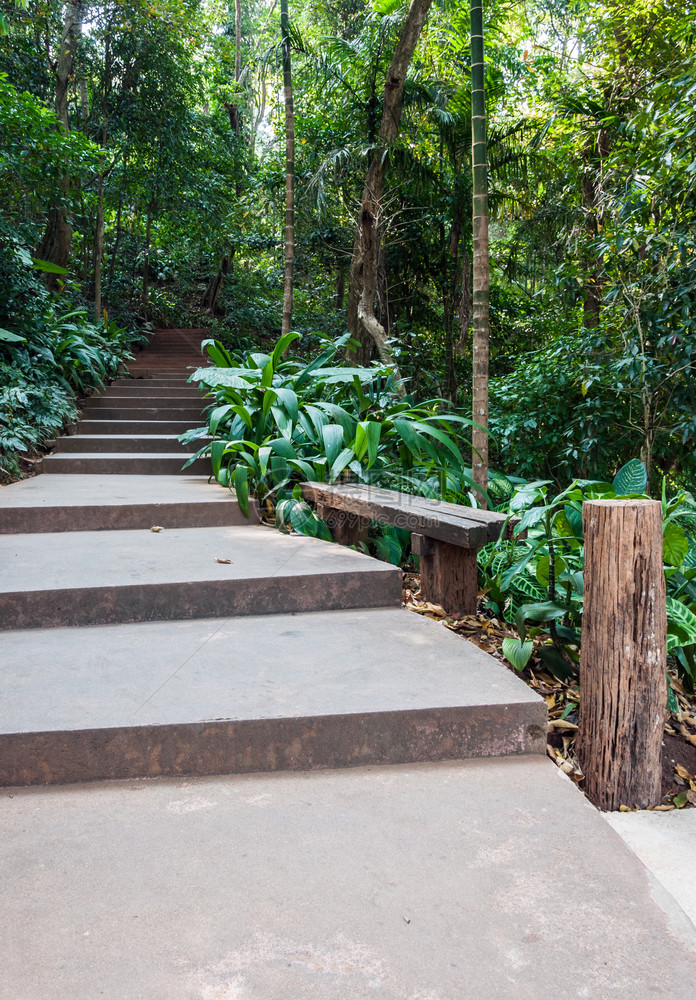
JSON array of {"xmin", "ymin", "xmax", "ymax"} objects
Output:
[
  {"xmin": 71, "ymin": 422, "xmax": 198, "ymax": 434},
  {"xmin": 54, "ymin": 437, "xmax": 207, "ymax": 454},
  {"xmin": 84, "ymin": 397, "xmax": 201, "ymax": 408},
  {"xmin": 77, "ymin": 409, "xmax": 204, "ymax": 420},
  {"xmin": 96, "ymin": 388, "xmax": 201, "ymax": 398},
  {"xmin": 0, "ymin": 500, "xmax": 254, "ymax": 534},
  {"xmin": 0, "ymin": 704, "xmax": 546, "ymax": 787},
  {"xmin": 0, "ymin": 570, "xmax": 401, "ymax": 631},
  {"xmin": 42, "ymin": 456, "xmax": 210, "ymax": 474}
]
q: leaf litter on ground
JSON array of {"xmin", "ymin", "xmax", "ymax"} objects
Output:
[{"xmin": 402, "ymin": 571, "xmax": 696, "ymax": 810}]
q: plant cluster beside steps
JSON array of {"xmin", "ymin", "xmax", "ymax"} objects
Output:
[
  {"xmin": 184, "ymin": 335, "xmax": 696, "ymax": 693},
  {"xmin": 481, "ymin": 459, "xmax": 696, "ymax": 696},
  {"xmin": 182, "ymin": 330, "xmax": 482, "ymax": 536},
  {"xmin": 0, "ymin": 239, "xmax": 145, "ymax": 480}
]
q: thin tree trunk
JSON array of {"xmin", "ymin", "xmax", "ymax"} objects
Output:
[
  {"xmin": 470, "ymin": 0, "xmax": 490, "ymax": 505},
  {"xmin": 37, "ymin": 0, "xmax": 83, "ymax": 288},
  {"xmin": 347, "ymin": 0, "xmax": 433, "ymax": 386},
  {"xmin": 335, "ymin": 259, "xmax": 346, "ymax": 310},
  {"xmin": 94, "ymin": 47, "xmax": 109, "ymax": 324},
  {"xmin": 94, "ymin": 172, "xmax": 104, "ymax": 321},
  {"xmin": 280, "ymin": 0, "xmax": 295, "ymax": 339},
  {"xmin": 235, "ymin": 0, "xmax": 242, "ymax": 86},
  {"xmin": 201, "ymin": 252, "xmax": 234, "ymax": 312},
  {"xmin": 456, "ymin": 248, "xmax": 471, "ymax": 355},
  {"xmin": 142, "ymin": 205, "xmax": 152, "ymax": 316},
  {"xmin": 107, "ymin": 154, "xmax": 127, "ymax": 293}
]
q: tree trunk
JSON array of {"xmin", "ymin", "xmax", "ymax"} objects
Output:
[
  {"xmin": 577, "ymin": 499, "xmax": 666, "ymax": 811},
  {"xmin": 94, "ymin": 171, "xmax": 105, "ymax": 321},
  {"xmin": 470, "ymin": 0, "xmax": 490, "ymax": 506},
  {"xmin": 346, "ymin": 0, "xmax": 433, "ymax": 386},
  {"xmin": 335, "ymin": 259, "xmax": 346, "ymax": 310},
  {"xmin": 142, "ymin": 206, "xmax": 152, "ymax": 316},
  {"xmin": 280, "ymin": 0, "xmax": 295, "ymax": 339},
  {"xmin": 201, "ymin": 252, "xmax": 234, "ymax": 312},
  {"xmin": 107, "ymin": 155, "xmax": 127, "ymax": 293},
  {"xmin": 37, "ymin": 0, "xmax": 83, "ymax": 288},
  {"xmin": 456, "ymin": 248, "xmax": 471, "ymax": 355},
  {"xmin": 235, "ymin": 0, "xmax": 242, "ymax": 86}
]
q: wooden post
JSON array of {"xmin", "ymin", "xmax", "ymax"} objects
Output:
[
  {"xmin": 412, "ymin": 534, "xmax": 479, "ymax": 617},
  {"xmin": 577, "ymin": 499, "xmax": 666, "ymax": 811},
  {"xmin": 317, "ymin": 504, "xmax": 369, "ymax": 548}
]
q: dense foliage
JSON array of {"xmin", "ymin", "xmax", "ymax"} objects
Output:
[{"xmin": 2, "ymin": 0, "xmax": 694, "ymax": 489}]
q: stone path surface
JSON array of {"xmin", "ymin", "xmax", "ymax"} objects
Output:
[
  {"xmin": 604, "ymin": 809, "xmax": 696, "ymax": 926},
  {"xmin": 1, "ymin": 328, "xmax": 695, "ymax": 996},
  {"xmin": 2, "ymin": 760, "xmax": 696, "ymax": 1000}
]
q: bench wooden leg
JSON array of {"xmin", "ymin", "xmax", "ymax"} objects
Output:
[
  {"xmin": 317, "ymin": 503, "xmax": 370, "ymax": 547},
  {"xmin": 414, "ymin": 534, "xmax": 479, "ymax": 617}
]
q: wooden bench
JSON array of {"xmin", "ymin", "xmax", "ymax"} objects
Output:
[{"xmin": 301, "ymin": 482, "xmax": 509, "ymax": 617}]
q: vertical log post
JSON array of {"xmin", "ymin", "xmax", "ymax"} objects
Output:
[
  {"xmin": 316, "ymin": 504, "xmax": 369, "ymax": 548},
  {"xmin": 577, "ymin": 499, "xmax": 666, "ymax": 811},
  {"xmin": 412, "ymin": 534, "xmax": 479, "ymax": 617}
]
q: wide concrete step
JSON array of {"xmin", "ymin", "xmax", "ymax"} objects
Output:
[
  {"xmin": 70, "ymin": 420, "xmax": 200, "ymax": 435},
  {"xmin": 0, "ymin": 475, "xmax": 249, "ymax": 533},
  {"xmin": 41, "ymin": 453, "xmax": 209, "ymax": 474},
  {"xmin": 77, "ymin": 407, "xmax": 204, "ymax": 420},
  {"xmin": 0, "ymin": 524, "xmax": 401, "ymax": 630},
  {"xmin": 2, "ymin": 760, "xmax": 695, "ymax": 1000},
  {"xmin": 53, "ymin": 435, "xmax": 209, "ymax": 454},
  {"xmin": 0, "ymin": 608, "xmax": 546, "ymax": 786}
]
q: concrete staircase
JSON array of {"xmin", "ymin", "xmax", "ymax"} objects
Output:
[
  {"xmin": 42, "ymin": 328, "xmax": 210, "ymax": 475},
  {"xmin": 0, "ymin": 329, "xmax": 545, "ymax": 787},
  {"xmin": 1, "ymin": 328, "xmax": 694, "ymax": 996}
]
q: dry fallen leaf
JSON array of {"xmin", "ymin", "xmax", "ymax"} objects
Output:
[
  {"xmin": 215, "ymin": 557, "xmax": 232, "ymax": 564},
  {"xmin": 548, "ymin": 719, "xmax": 578, "ymax": 731},
  {"xmin": 150, "ymin": 525, "xmax": 164, "ymax": 533}
]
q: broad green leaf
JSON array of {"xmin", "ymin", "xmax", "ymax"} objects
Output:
[
  {"xmin": 233, "ymin": 464, "xmax": 250, "ymax": 518},
  {"xmin": 268, "ymin": 436, "xmax": 297, "ymax": 459},
  {"xmin": 0, "ymin": 328, "xmax": 27, "ymax": 343},
  {"xmin": 271, "ymin": 330, "xmax": 300, "ymax": 367},
  {"xmin": 612, "ymin": 459, "xmax": 647, "ymax": 496},
  {"xmin": 329, "ymin": 446, "xmax": 355, "ymax": 482},
  {"xmin": 666, "ymin": 596, "xmax": 696, "ymax": 650},
  {"xmin": 354, "ymin": 420, "xmax": 381, "ymax": 466},
  {"xmin": 515, "ymin": 601, "xmax": 568, "ymax": 641},
  {"xmin": 502, "ymin": 637, "xmax": 534, "ymax": 672},
  {"xmin": 664, "ymin": 521, "xmax": 689, "ymax": 568},
  {"xmin": 321, "ymin": 423, "xmax": 344, "ymax": 466},
  {"xmin": 274, "ymin": 387, "xmax": 299, "ymax": 423},
  {"xmin": 32, "ymin": 257, "xmax": 69, "ymax": 274}
]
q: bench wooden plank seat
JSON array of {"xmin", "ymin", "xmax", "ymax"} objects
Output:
[{"xmin": 301, "ymin": 482, "xmax": 509, "ymax": 617}]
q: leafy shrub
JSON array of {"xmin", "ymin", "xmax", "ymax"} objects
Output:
[
  {"xmin": 0, "ymin": 236, "xmax": 144, "ymax": 475},
  {"xmin": 183, "ymin": 331, "xmax": 480, "ymax": 535},
  {"xmin": 482, "ymin": 459, "xmax": 696, "ymax": 690}
]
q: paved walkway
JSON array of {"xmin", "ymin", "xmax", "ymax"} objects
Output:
[{"xmin": 1, "ymin": 329, "xmax": 694, "ymax": 996}]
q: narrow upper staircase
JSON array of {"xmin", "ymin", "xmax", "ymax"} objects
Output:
[{"xmin": 42, "ymin": 328, "xmax": 210, "ymax": 475}]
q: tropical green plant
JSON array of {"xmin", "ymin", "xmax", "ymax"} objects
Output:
[
  {"xmin": 182, "ymin": 330, "xmax": 483, "ymax": 530},
  {"xmin": 482, "ymin": 459, "xmax": 696, "ymax": 691}
]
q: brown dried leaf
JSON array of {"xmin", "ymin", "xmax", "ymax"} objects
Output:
[
  {"xmin": 215, "ymin": 557, "xmax": 232, "ymax": 564},
  {"xmin": 675, "ymin": 764, "xmax": 694, "ymax": 782},
  {"xmin": 150, "ymin": 525, "xmax": 164, "ymax": 533},
  {"xmin": 549, "ymin": 719, "xmax": 578, "ymax": 731}
]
